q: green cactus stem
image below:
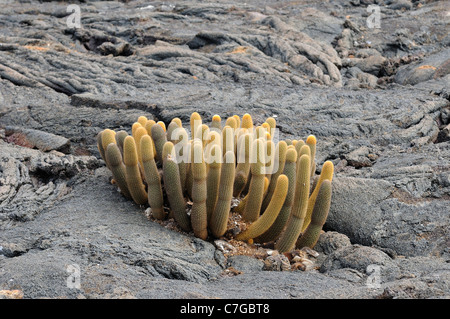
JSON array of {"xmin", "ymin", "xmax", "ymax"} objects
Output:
[
  {"xmin": 294, "ymin": 139, "xmax": 305, "ymax": 156},
  {"xmin": 209, "ymin": 151, "xmax": 236, "ymax": 238},
  {"xmin": 298, "ymin": 143, "xmax": 311, "ymax": 160},
  {"xmin": 133, "ymin": 126, "xmax": 148, "ymax": 168},
  {"xmin": 296, "ymin": 179, "xmax": 332, "ymax": 249},
  {"xmin": 264, "ymin": 139, "xmax": 275, "ymax": 177},
  {"xmin": 221, "ymin": 126, "xmax": 234, "ymax": 157},
  {"xmin": 144, "ymin": 120, "xmax": 156, "ymax": 136},
  {"xmin": 115, "ymin": 130, "xmax": 128, "ymax": 155},
  {"xmin": 242, "ymin": 139, "xmax": 266, "ymax": 222},
  {"xmin": 123, "ymin": 136, "xmax": 148, "ymax": 205},
  {"xmin": 232, "ymin": 114, "xmax": 241, "ymax": 128},
  {"xmin": 236, "ymin": 174, "xmax": 289, "ymax": 241},
  {"xmin": 163, "ymin": 150, "xmax": 191, "ymax": 232},
  {"xmin": 173, "ymin": 127, "xmax": 189, "ymax": 191},
  {"xmin": 151, "ymin": 123, "xmax": 167, "ymax": 164},
  {"xmin": 205, "ymin": 131, "xmax": 221, "ymax": 158},
  {"xmin": 162, "ymin": 141, "xmax": 175, "ymax": 162},
  {"xmin": 261, "ymin": 140, "xmax": 287, "ymax": 212},
  {"xmin": 195, "ymin": 123, "xmax": 210, "ymax": 148},
  {"xmin": 256, "ymin": 147, "xmax": 297, "ymax": 243},
  {"xmin": 140, "ymin": 135, "xmax": 165, "ymax": 220},
  {"xmin": 234, "ymin": 176, "xmax": 269, "ymax": 215},
  {"xmin": 105, "ymin": 143, "xmax": 132, "ymax": 199},
  {"xmin": 233, "ymin": 133, "xmax": 252, "ymax": 197},
  {"xmin": 301, "ymin": 160, "xmax": 334, "ymax": 232},
  {"xmin": 225, "ymin": 117, "xmax": 237, "ymax": 129},
  {"xmin": 255, "ymin": 126, "xmax": 267, "ymax": 140},
  {"xmin": 205, "ymin": 144, "xmax": 222, "ymax": 222},
  {"xmin": 275, "ymin": 154, "xmax": 311, "ymax": 253},
  {"xmin": 156, "ymin": 121, "xmax": 166, "ymax": 132},
  {"xmin": 96, "ymin": 130, "xmax": 107, "ymax": 163},
  {"xmin": 167, "ymin": 121, "xmax": 180, "ymax": 144},
  {"xmin": 190, "ymin": 141, "xmax": 208, "ymax": 239},
  {"xmin": 184, "ymin": 140, "xmax": 194, "ymax": 199}
]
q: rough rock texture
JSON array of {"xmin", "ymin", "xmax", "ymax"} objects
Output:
[{"xmin": 0, "ymin": 0, "xmax": 449, "ymax": 299}]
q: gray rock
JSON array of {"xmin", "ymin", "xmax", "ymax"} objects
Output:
[
  {"xmin": 327, "ymin": 172, "xmax": 450, "ymax": 257},
  {"xmin": 226, "ymin": 255, "xmax": 265, "ymax": 273},
  {"xmin": 343, "ymin": 55, "xmax": 387, "ymax": 76},
  {"xmin": 390, "ymin": 0, "xmax": 413, "ymax": 11},
  {"xmin": 395, "ymin": 48, "xmax": 450, "ymax": 85},
  {"xmin": 344, "ymin": 146, "xmax": 374, "ymax": 168},
  {"xmin": 320, "ymin": 245, "xmax": 401, "ymax": 283},
  {"xmin": 315, "ymin": 231, "xmax": 352, "ymax": 255},
  {"xmin": 4, "ymin": 126, "xmax": 70, "ymax": 153}
]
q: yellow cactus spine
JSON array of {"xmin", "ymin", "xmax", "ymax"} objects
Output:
[
  {"xmin": 225, "ymin": 117, "xmax": 237, "ymax": 129},
  {"xmin": 137, "ymin": 116, "xmax": 148, "ymax": 127},
  {"xmin": 241, "ymin": 139, "xmax": 266, "ymax": 222},
  {"xmin": 190, "ymin": 111, "xmax": 202, "ymax": 140},
  {"xmin": 101, "ymin": 129, "xmax": 116, "ymax": 153},
  {"xmin": 302, "ymin": 160, "xmax": 334, "ymax": 232},
  {"xmin": 171, "ymin": 117, "xmax": 182, "ymax": 128},
  {"xmin": 157, "ymin": 121, "xmax": 166, "ymax": 132},
  {"xmin": 306, "ymin": 135, "xmax": 317, "ymax": 176},
  {"xmin": 266, "ymin": 116, "xmax": 276, "ymax": 131},
  {"xmin": 105, "ymin": 143, "xmax": 131, "ymax": 199},
  {"xmin": 123, "ymin": 136, "xmax": 148, "ymax": 205},
  {"xmin": 132, "ymin": 122, "xmax": 143, "ymax": 138},
  {"xmin": 236, "ymin": 174, "xmax": 289, "ymax": 241},
  {"xmin": 190, "ymin": 141, "xmax": 208, "ymax": 240},
  {"xmin": 211, "ymin": 115, "xmax": 222, "ymax": 131},
  {"xmin": 296, "ymin": 179, "xmax": 332, "ymax": 249},
  {"xmin": 209, "ymin": 151, "xmax": 236, "ymax": 238},
  {"xmin": 275, "ymin": 154, "xmax": 311, "ymax": 253},
  {"xmin": 140, "ymin": 135, "xmax": 165, "ymax": 220},
  {"xmin": 241, "ymin": 113, "xmax": 253, "ymax": 130}
]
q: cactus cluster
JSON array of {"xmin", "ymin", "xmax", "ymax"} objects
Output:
[{"xmin": 97, "ymin": 112, "xmax": 333, "ymax": 252}]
